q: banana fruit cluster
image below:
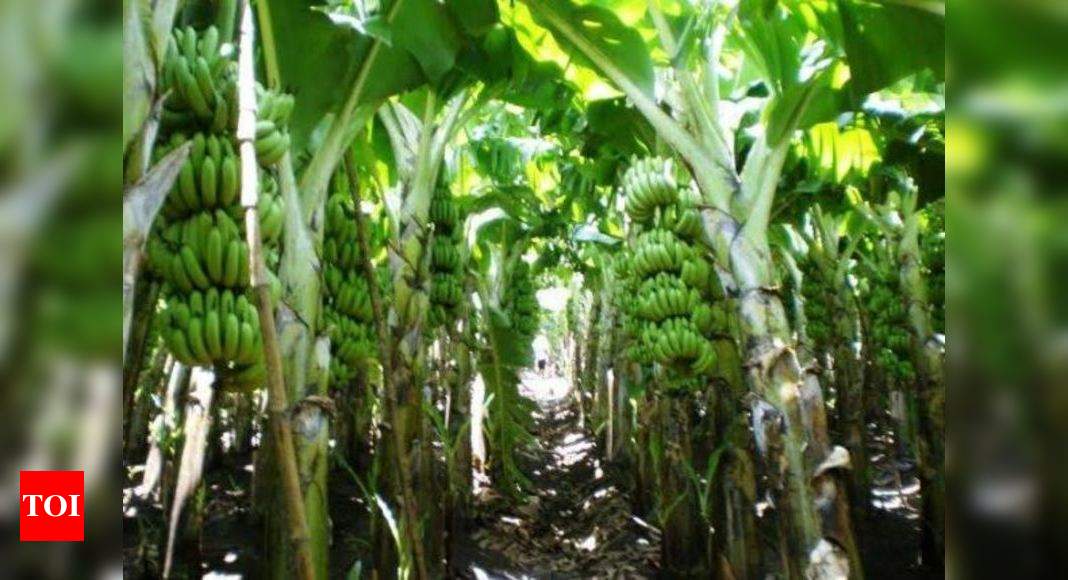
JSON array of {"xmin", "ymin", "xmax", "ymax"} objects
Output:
[
  {"xmin": 161, "ymin": 26, "xmax": 232, "ymax": 129},
  {"xmin": 328, "ymin": 270, "xmax": 374, "ymax": 323},
  {"xmin": 798, "ymin": 258, "xmax": 833, "ymax": 348},
  {"xmin": 864, "ymin": 266, "xmax": 915, "ymax": 383},
  {"xmin": 635, "ymin": 274, "xmax": 702, "ymax": 322},
  {"xmin": 161, "ymin": 26, "xmax": 294, "ymax": 169},
  {"xmin": 148, "ymin": 209, "xmax": 248, "ymax": 290},
  {"xmin": 158, "ymin": 288, "xmax": 263, "ymax": 365},
  {"xmin": 157, "ymin": 133, "xmax": 239, "ymax": 217},
  {"xmin": 623, "ymin": 157, "xmax": 679, "ymax": 223},
  {"xmin": 619, "ymin": 158, "xmax": 722, "ymax": 389},
  {"xmin": 322, "ymin": 173, "xmax": 382, "ymax": 385},
  {"xmin": 504, "ymin": 261, "xmax": 539, "ymax": 337},
  {"xmin": 659, "ymin": 186, "xmax": 704, "ymax": 242},
  {"xmin": 150, "ymin": 25, "xmax": 292, "ymax": 392},
  {"xmin": 631, "ymin": 229, "xmax": 697, "ymax": 279},
  {"xmin": 427, "ymin": 188, "xmax": 466, "ymax": 329},
  {"xmin": 251, "ymin": 87, "xmax": 295, "ymax": 167}
]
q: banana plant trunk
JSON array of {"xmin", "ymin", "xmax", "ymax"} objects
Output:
[
  {"xmin": 831, "ymin": 289, "xmax": 870, "ymax": 521},
  {"xmin": 448, "ymin": 313, "xmax": 476, "ymax": 529},
  {"xmin": 124, "ymin": 279, "xmax": 160, "ymax": 440},
  {"xmin": 350, "ymin": 100, "xmax": 461, "ymax": 577},
  {"xmin": 899, "ymin": 211, "xmax": 945, "ymax": 568},
  {"xmin": 711, "ymin": 307, "xmax": 761, "ymax": 580},
  {"xmin": 251, "ymin": 4, "xmax": 332, "ymax": 575},
  {"xmin": 707, "ymin": 215, "xmax": 862, "ymax": 579},
  {"xmin": 257, "ymin": 157, "xmax": 331, "ymax": 580},
  {"xmin": 657, "ymin": 396, "xmax": 707, "ymax": 577}
]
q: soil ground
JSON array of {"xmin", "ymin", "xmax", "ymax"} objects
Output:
[
  {"xmin": 123, "ymin": 373, "xmax": 938, "ymax": 579},
  {"xmin": 452, "ymin": 374, "xmax": 660, "ymax": 579}
]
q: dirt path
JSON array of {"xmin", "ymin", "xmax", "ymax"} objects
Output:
[{"xmin": 455, "ymin": 374, "xmax": 660, "ymax": 579}]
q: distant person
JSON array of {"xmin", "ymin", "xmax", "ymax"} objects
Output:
[{"xmin": 533, "ymin": 335, "xmax": 550, "ymax": 376}]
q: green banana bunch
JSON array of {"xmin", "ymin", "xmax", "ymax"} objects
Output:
[
  {"xmin": 691, "ymin": 344, "xmax": 718, "ymax": 375},
  {"xmin": 637, "ymin": 283, "xmax": 701, "ymax": 322},
  {"xmin": 616, "ymin": 157, "xmax": 727, "ymax": 390},
  {"xmin": 649, "ymin": 318, "xmax": 706, "ymax": 366},
  {"xmin": 622, "ymin": 157, "xmax": 678, "ymax": 223},
  {"xmin": 692, "ymin": 303, "xmax": 714, "ymax": 335},
  {"xmin": 429, "ymin": 197, "xmax": 460, "ymax": 233},
  {"xmin": 334, "ymin": 275, "xmax": 374, "ymax": 322},
  {"xmin": 148, "ymin": 209, "xmax": 250, "ymax": 290},
  {"xmin": 799, "ymin": 258, "xmax": 834, "ymax": 347},
  {"xmin": 161, "ymin": 26, "xmax": 234, "ymax": 129},
  {"xmin": 503, "ymin": 261, "xmax": 539, "ymax": 337},
  {"xmin": 426, "ymin": 189, "xmax": 468, "ymax": 329},
  {"xmin": 431, "ymin": 238, "xmax": 462, "ymax": 273},
  {"xmin": 671, "ymin": 208, "xmax": 703, "ymax": 241},
  {"xmin": 258, "ymin": 191, "xmax": 285, "ymax": 244},
  {"xmin": 430, "ymin": 275, "xmax": 464, "ymax": 308},
  {"xmin": 159, "ymin": 288, "xmax": 262, "ymax": 366},
  {"xmin": 325, "ymin": 195, "xmax": 360, "ymax": 243},
  {"xmin": 249, "ymin": 86, "xmax": 295, "ymax": 167},
  {"xmin": 862, "ymin": 252, "xmax": 915, "ymax": 382},
  {"xmin": 631, "ymin": 230, "xmax": 693, "ymax": 280},
  {"xmin": 679, "ymin": 257, "xmax": 713, "ymax": 295},
  {"xmin": 156, "ymin": 133, "xmax": 240, "ymax": 218},
  {"xmin": 321, "ymin": 178, "xmax": 387, "ymax": 384}
]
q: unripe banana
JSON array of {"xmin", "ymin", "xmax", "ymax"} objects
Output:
[
  {"xmin": 181, "ymin": 246, "xmax": 211, "ymax": 289},
  {"xmin": 256, "ymin": 120, "xmax": 277, "ymax": 139},
  {"xmin": 205, "ymin": 229, "xmax": 224, "ymax": 282},
  {"xmin": 236, "ymin": 321, "xmax": 256, "ymax": 363},
  {"xmin": 255, "ymin": 132, "xmax": 285, "ymax": 163},
  {"xmin": 168, "ymin": 328, "xmax": 196, "ymax": 363},
  {"xmin": 193, "ymin": 56, "xmax": 216, "ymax": 108},
  {"xmin": 170, "ymin": 253, "xmax": 194, "ymax": 292},
  {"xmin": 187, "ymin": 317, "xmax": 210, "ymax": 362},
  {"xmin": 204, "ymin": 311, "xmax": 222, "ymax": 360},
  {"xmin": 200, "ymin": 155, "xmax": 218, "ymax": 207},
  {"xmin": 238, "ymin": 243, "xmax": 250, "ymax": 285},
  {"xmin": 222, "ymin": 313, "xmax": 240, "ymax": 359},
  {"xmin": 189, "ymin": 291, "xmax": 205, "ymax": 315},
  {"xmin": 177, "ymin": 59, "xmax": 211, "ymax": 118},
  {"xmin": 205, "ymin": 287, "xmax": 219, "ymax": 313},
  {"xmin": 172, "ymin": 302, "xmax": 192, "ymax": 328},
  {"xmin": 222, "ymin": 239, "xmax": 240, "ymax": 287},
  {"xmin": 220, "ymin": 289, "xmax": 235, "ymax": 318},
  {"xmin": 178, "ymin": 162, "xmax": 199, "ymax": 211}
]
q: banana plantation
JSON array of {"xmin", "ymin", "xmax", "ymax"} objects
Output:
[{"xmin": 122, "ymin": 0, "xmax": 944, "ymax": 578}]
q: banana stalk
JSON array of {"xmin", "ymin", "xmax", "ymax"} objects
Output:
[{"xmin": 235, "ymin": 5, "xmax": 316, "ymax": 580}]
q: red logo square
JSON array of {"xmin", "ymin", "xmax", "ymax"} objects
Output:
[{"xmin": 19, "ymin": 471, "xmax": 84, "ymax": 542}]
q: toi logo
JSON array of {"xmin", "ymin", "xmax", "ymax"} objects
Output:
[{"xmin": 19, "ymin": 471, "xmax": 84, "ymax": 542}]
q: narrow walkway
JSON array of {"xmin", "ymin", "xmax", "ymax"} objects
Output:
[{"xmin": 457, "ymin": 373, "xmax": 660, "ymax": 579}]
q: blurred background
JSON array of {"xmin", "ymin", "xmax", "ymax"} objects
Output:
[
  {"xmin": 949, "ymin": 0, "xmax": 1068, "ymax": 578},
  {"xmin": 0, "ymin": 0, "xmax": 120, "ymax": 577}
]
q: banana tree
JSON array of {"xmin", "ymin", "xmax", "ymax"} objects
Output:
[
  {"xmin": 790, "ymin": 206, "xmax": 871, "ymax": 519},
  {"xmin": 509, "ymin": 0, "xmax": 943, "ymax": 576},
  {"xmin": 854, "ymin": 186, "xmax": 945, "ymax": 566},
  {"xmin": 466, "ymin": 199, "xmax": 540, "ymax": 494},
  {"xmin": 251, "ymin": 1, "xmax": 503, "ymax": 576}
]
